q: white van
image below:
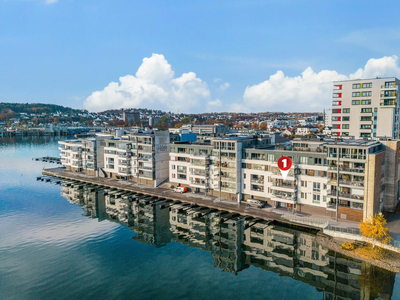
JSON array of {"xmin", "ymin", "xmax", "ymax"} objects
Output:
[{"xmin": 174, "ymin": 186, "xmax": 188, "ymax": 193}]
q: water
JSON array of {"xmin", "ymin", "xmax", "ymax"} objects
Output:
[{"xmin": 1, "ymin": 136, "xmax": 400, "ymax": 300}]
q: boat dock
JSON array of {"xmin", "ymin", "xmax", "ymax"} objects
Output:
[{"xmin": 41, "ymin": 167, "xmax": 324, "ymax": 231}]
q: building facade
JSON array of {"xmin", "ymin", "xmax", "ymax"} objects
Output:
[
  {"xmin": 102, "ymin": 131, "xmax": 170, "ymax": 187},
  {"xmin": 331, "ymin": 77, "xmax": 400, "ymax": 139}
]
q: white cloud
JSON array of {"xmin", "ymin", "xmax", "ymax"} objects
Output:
[
  {"xmin": 207, "ymin": 99, "xmax": 222, "ymax": 107},
  {"xmin": 84, "ymin": 54, "xmax": 211, "ymax": 113},
  {"xmin": 213, "ymin": 78, "xmax": 222, "ymax": 83},
  {"xmin": 236, "ymin": 55, "xmax": 400, "ymax": 112},
  {"xmin": 218, "ymin": 82, "xmax": 230, "ymax": 91},
  {"xmin": 45, "ymin": 0, "xmax": 58, "ymax": 4}
]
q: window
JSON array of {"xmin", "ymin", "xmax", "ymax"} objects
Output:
[
  {"xmin": 353, "ymin": 99, "xmax": 371, "ymax": 105},
  {"xmin": 342, "ymin": 124, "xmax": 349, "ymax": 129},
  {"xmin": 172, "ymin": 165, "xmax": 176, "ymax": 169},
  {"xmin": 360, "ymin": 132, "xmax": 371, "ymax": 137},
  {"xmin": 342, "ymin": 132, "xmax": 349, "ymax": 136},
  {"xmin": 300, "ymin": 157, "xmax": 308, "ymax": 164},
  {"xmin": 363, "ymin": 83, "xmax": 372, "ymax": 88},
  {"xmin": 343, "ymin": 116, "xmax": 350, "ymax": 121},
  {"xmin": 333, "ymin": 124, "xmax": 340, "ymax": 129},
  {"xmin": 333, "ymin": 94, "xmax": 342, "ymax": 98},
  {"xmin": 360, "ymin": 124, "xmax": 371, "ymax": 129},
  {"xmin": 352, "ymin": 84, "xmax": 361, "ymax": 89},
  {"xmin": 361, "ymin": 108, "xmax": 372, "ymax": 113},
  {"xmin": 332, "ymin": 116, "xmax": 341, "ymax": 121},
  {"xmin": 244, "ymin": 173, "xmax": 246, "ymax": 179},
  {"xmin": 352, "ymin": 92, "xmax": 360, "ymax": 97},
  {"xmin": 172, "ymin": 174, "xmax": 176, "ymax": 178},
  {"xmin": 362, "ymin": 91, "xmax": 372, "ymax": 97},
  {"xmin": 343, "ymin": 108, "xmax": 350, "ymax": 113},
  {"xmin": 301, "ymin": 180, "xmax": 307, "ymax": 187},
  {"xmin": 314, "ymin": 158, "xmax": 322, "ymax": 165},
  {"xmin": 332, "ymin": 101, "xmax": 341, "ymax": 106},
  {"xmin": 360, "ymin": 116, "xmax": 371, "ymax": 121},
  {"xmin": 313, "ymin": 194, "xmax": 320, "ymax": 203},
  {"xmin": 301, "ymin": 192, "xmax": 307, "ymax": 199},
  {"xmin": 332, "ymin": 109, "xmax": 341, "ymax": 113},
  {"xmin": 313, "ymin": 182, "xmax": 320, "ymax": 192}
]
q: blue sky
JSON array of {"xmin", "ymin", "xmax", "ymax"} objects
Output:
[{"xmin": 1, "ymin": 0, "xmax": 400, "ymax": 113}]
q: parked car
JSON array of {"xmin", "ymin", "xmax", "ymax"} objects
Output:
[
  {"xmin": 174, "ymin": 186, "xmax": 188, "ymax": 193},
  {"xmin": 246, "ymin": 199, "xmax": 265, "ymax": 208}
]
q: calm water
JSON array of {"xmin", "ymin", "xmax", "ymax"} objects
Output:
[{"xmin": 1, "ymin": 136, "xmax": 400, "ymax": 300}]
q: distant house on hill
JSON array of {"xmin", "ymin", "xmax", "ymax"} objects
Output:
[{"xmin": 296, "ymin": 126, "xmax": 319, "ymax": 136}]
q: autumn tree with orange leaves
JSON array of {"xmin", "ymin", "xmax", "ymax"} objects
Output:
[{"xmin": 359, "ymin": 213, "xmax": 391, "ymax": 248}]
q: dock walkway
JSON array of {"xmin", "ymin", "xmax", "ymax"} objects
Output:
[{"xmin": 42, "ymin": 167, "xmax": 353, "ymax": 231}]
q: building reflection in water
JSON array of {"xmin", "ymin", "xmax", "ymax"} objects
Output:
[{"xmin": 60, "ymin": 181, "xmax": 396, "ymax": 300}]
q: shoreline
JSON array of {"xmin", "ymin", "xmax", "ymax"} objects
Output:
[{"xmin": 42, "ymin": 167, "xmax": 400, "ymax": 273}]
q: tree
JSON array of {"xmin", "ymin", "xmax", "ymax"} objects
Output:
[
  {"xmin": 259, "ymin": 122, "xmax": 267, "ymax": 130},
  {"xmin": 359, "ymin": 213, "xmax": 391, "ymax": 248}
]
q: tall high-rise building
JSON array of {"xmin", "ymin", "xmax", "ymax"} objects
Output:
[{"xmin": 331, "ymin": 77, "xmax": 400, "ymax": 139}]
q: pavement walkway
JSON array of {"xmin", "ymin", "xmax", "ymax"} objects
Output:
[{"xmin": 43, "ymin": 168, "xmax": 367, "ymax": 230}]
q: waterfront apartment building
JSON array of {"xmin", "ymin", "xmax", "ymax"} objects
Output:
[
  {"xmin": 59, "ymin": 134, "xmax": 112, "ymax": 176},
  {"xmin": 169, "ymin": 134, "xmax": 274, "ymax": 202},
  {"xmin": 102, "ymin": 131, "xmax": 170, "ymax": 187},
  {"xmin": 331, "ymin": 77, "xmax": 400, "ymax": 139},
  {"xmin": 169, "ymin": 136, "xmax": 400, "ymax": 221}
]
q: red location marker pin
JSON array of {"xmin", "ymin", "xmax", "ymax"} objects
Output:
[{"xmin": 277, "ymin": 156, "xmax": 292, "ymax": 180}]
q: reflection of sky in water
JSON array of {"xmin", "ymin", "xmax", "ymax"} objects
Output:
[{"xmin": 1, "ymin": 136, "xmax": 399, "ymax": 300}]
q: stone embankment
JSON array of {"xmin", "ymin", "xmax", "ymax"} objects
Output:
[{"xmin": 316, "ymin": 233, "xmax": 400, "ymax": 273}]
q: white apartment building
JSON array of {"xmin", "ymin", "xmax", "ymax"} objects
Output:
[
  {"xmin": 59, "ymin": 135, "xmax": 111, "ymax": 175},
  {"xmin": 331, "ymin": 77, "xmax": 400, "ymax": 139},
  {"xmin": 324, "ymin": 109, "xmax": 332, "ymax": 127},
  {"xmin": 169, "ymin": 135, "xmax": 273, "ymax": 202},
  {"xmin": 102, "ymin": 131, "xmax": 170, "ymax": 187},
  {"xmin": 169, "ymin": 136, "xmax": 399, "ymax": 221}
]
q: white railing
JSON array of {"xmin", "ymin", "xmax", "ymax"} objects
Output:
[{"xmin": 282, "ymin": 214, "xmax": 328, "ymax": 228}]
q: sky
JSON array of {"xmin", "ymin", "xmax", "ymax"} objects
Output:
[{"xmin": 1, "ymin": 0, "xmax": 400, "ymax": 113}]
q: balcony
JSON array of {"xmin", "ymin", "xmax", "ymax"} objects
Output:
[
  {"xmin": 190, "ymin": 179, "xmax": 207, "ymax": 187},
  {"xmin": 338, "ymin": 180, "xmax": 364, "ymax": 187},
  {"xmin": 138, "ymin": 165, "xmax": 152, "ymax": 170},
  {"xmin": 326, "ymin": 202, "xmax": 336, "ymax": 211},
  {"xmin": 220, "ymin": 176, "xmax": 236, "ymax": 183},
  {"xmin": 272, "ymin": 182, "xmax": 295, "ymax": 188},
  {"xmin": 381, "ymin": 84, "xmax": 398, "ymax": 90},
  {"xmin": 271, "ymin": 193, "xmax": 295, "ymax": 203},
  {"xmin": 380, "ymin": 100, "xmax": 396, "ymax": 107},
  {"xmin": 250, "ymin": 185, "xmax": 264, "ymax": 192},
  {"xmin": 327, "ymin": 190, "xmax": 337, "ymax": 196},
  {"xmin": 251, "ymin": 179, "xmax": 265, "ymax": 185},
  {"xmin": 338, "ymin": 192, "xmax": 364, "ymax": 200},
  {"xmin": 380, "ymin": 93, "xmax": 396, "ymax": 98},
  {"xmin": 190, "ymin": 171, "xmax": 206, "ymax": 177},
  {"xmin": 339, "ymin": 166, "xmax": 365, "ymax": 174}
]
